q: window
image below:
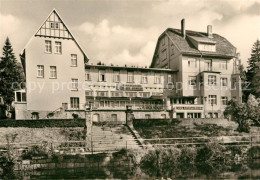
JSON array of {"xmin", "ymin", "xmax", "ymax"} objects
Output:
[
  {"xmin": 205, "ymin": 59, "xmax": 212, "ymax": 71},
  {"xmin": 111, "ymin": 91, "xmax": 122, "ymax": 97},
  {"xmin": 70, "ymin": 97, "xmax": 79, "ymax": 109},
  {"xmin": 221, "ymin": 96, "xmax": 228, "ymax": 105},
  {"xmin": 111, "ymin": 114, "xmax": 117, "ymax": 121},
  {"xmin": 50, "ymin": 22, "xmax": 54, "ymax": 29},
  {"xmin": 199, "ymin": 43, "xmax": 216, "ymax": 52},
  {"xmin": 188, "ymin": 76, "xmax": 197, "ymax": 86},
  {"xmin": 55, "ymin": 41, "xmax": 62, "ymax": 54},
  {"xmin": 50, "ymin": 66, "xmax": 57, "ymax": 78},
  {"xmin": 97, "ymin": 91, "xmax": 108, "ymax": 97},
  {"xmin": 16, "ymin": 92, "xmax": 26, "ymax": 102},
  {"xmin": 208, "ymin": 75, "xmax": 216, "ymax": 86},
  {"xmin": 139, "ymin": 92, "xmax": 150, "ymax": 98},
  {"xmin": 71, "ymin": 54, "xmax": 77, "ymax": 67},
  {"xmin": 208, "ymin": 95, "xmax": 217, "ymax": 105},
  {"xmin": 85, "ymin": 70, "xmax": 91, "ymax": 81},
  {"xmin": 127, "ymin": 71, "xmax": 134, "ymax": 83},
  {"xmin": 154, "ymin": 73, "xmax": 161, "ymax": 84},
  {"xmin": 232, "ymin": 78, "xmax": 237, "ymax": 88},
  {"xmin": 221, "ymin": 78, "xmax": 228, "ymax": 87},
  {"xmin": 219, "ymin": 62, "xmax": 227, "ymax": 70},
  {"xmin": 113, "ymin": 71, "xmax": 120, "ymax": 82},
  {"xmin": 45, "ymin": 40, "xmax": 52, "ymax": 53},
  {"xmin": 55, "ymin": 22, "xmax": 59, "ymax": 29},
  {"xmin": 99, "ymin": 70, "xmax": 106, "ymax": 82},
  {"xmin": 168, "ymin": 74, "xmax": 174, "ymax": 84},
  {"xmin": 37, "ymin": 65, "xmax": 44, "ymax": 78},
  {"xmin": 188, "ymin": 58, "xmax": 196, "ymax": 68},
  {"xmin": 145, "ymin": 114, "xmax": 151, "ymax": 119},
  {"xmin": 125, "ymin": 92, "xmax": 137, "ymax": 97},
  {"xmin": 62, "ymin": 103, "xmax": 68, "ymax": 110},
  {"xmin": 85, "ymin": 91, "xmax": 93, "ymax": 96},
  {"xmin": 142, "ymin": 73, "xmax": 148, "ymax": 84},
  {"xmin": 72, "ymin": 79, "xmax": 78, "ymax": 90},
  {"xmin": 50, "ymin": 22, "xmax": 59, "ymax": 29}
]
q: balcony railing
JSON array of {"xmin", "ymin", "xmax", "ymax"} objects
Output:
[{"xmin": 172, "ymin": 104, "xmax": 204, "ymax": 111}]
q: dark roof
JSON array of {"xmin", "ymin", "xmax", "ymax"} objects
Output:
[
  {"xmin": 85, "ymin": 64, "xmax": 177, "ymax": 73},
  {"xmin": 166, "ymin": 28, "xmax": 236, "ymax": 58}
]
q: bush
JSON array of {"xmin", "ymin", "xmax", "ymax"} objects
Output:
[
  {"xmin": 72, "ymin": 113, "xmax": 79, "ymax": 119},
  {"xmin": 248, "ymin": 146, "xmax": 260, "ymax": 160},
  {"xmin": 21, "ymin": 145, "xmax": 48, "ymax": 160},
  {"xmin": 196, "ymin": 141, "xmax": 225, "ymax": 163},
  {"xmin": 178, "ymin": 146, "xmax": 197, "ymax": 164}
]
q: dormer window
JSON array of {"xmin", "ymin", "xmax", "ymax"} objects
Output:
[
  {"xmin": 198, "ymin": 43, "xmax": 216, "ymax": 52},
  {"xmin": 188, "ymin": 36, "xmax": 216, "ymax": 52}
]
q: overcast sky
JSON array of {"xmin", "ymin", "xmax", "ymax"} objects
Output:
[{"xmin": 0, "ymin": 0, "xmax": 260, "ymax": 67}]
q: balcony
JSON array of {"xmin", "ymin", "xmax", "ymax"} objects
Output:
[
  {"xmin": 172, "ymin": 104, "xmax": 204, "ymax": 111},
  {"xmin": 202, "ymin": 67, "xmax": 221, "ymax": 73}
]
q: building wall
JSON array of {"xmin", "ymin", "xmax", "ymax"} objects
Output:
[
  {"xmin": 25, "ymin": 37, "xmax": 85, "ymax": 112},
  {"xmin": 84, "ymin": 65, "xmax": 176, "ymax": 99}
]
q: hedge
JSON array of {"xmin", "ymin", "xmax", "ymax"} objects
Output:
[
  {"xmin": 0, "ymin": 119, "xmax": 86, "ymax": 128},
  {"xmin": 133, "ymin": 118, "xmax": 180, "ymax": 128}
]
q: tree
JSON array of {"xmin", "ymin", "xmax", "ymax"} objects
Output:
[
  {"xmin": 0, "ymin": 37, "xmax": 23, "ymax": 117},
  {"xmin": 247, "ymin": 40, "xmax": 260, "ymax": 96},
  {"xmin": 247, "ymin": 94, "xmax": 260, "ymax": 125},
  {"xmin": 251, "ymin": 63, "xmax": 260, "ymax": 98},
  {"xmin": 224, "ymin": 94, "xmax": 260, "ymax": 133},
  {"xmin": 238, "ymin": 64, "xmax": 250, "ymax": 102},
  {"xmin": 224, "ymin": 100, "xmax": 250, "ymax": 133}
]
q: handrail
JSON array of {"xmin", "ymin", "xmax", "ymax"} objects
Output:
[{"xmin": 42, "ymin": 106, "xmax": 63, "ymax": 119}]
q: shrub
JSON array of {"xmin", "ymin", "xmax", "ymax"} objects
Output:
[
  {"xmin": 178, "ymin": 146, "xmax": 197, "ymax": 164},
  {"xmin": 248, "ymin": 146, "xmax": 260, "ymax": 160},
  {"xmin": 21, "ymin": 145, "xmax": 48, "ymax": 160},
  {"xmin": 47, "ymin": 112, "xmax": 54, "ymax": 118},
  {"xmin": 196, "ymin": 141, "xmax": 225, "ymax": 163},
  {"xmin": 72, "ymin": 113, "xmax": 79, "ymax": 119}
]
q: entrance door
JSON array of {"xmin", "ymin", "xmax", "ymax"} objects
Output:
[{"xmin": 93, "ymin": 114, "xmax": 100, "ymax": 122}]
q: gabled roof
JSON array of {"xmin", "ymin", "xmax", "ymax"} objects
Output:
[
  {"xmin": 20, "ymin": 8, "xmax": 88, "ymax": 62},
  {"xmin": 166, "ymin": 28, "xmax": 236, "ymax": 57},
  {"xmin": 150, "ymin": 28, "xmax": 236, "ymax": 67}
]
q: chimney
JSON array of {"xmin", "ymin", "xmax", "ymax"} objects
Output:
[
  {"xmin": 181, "ymin": 19, "xmax": 186, "ymax": 38},
  {"xmin": 207, "ymin": 25, "xmax": 213, "ymax": 38}
]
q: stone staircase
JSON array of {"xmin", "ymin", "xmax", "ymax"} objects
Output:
[{"xmin": 90, "ymin": 124, "xmax": 141, "ymax": 152}]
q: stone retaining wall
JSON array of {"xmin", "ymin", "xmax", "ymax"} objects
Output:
[{"xmin": 14, "ymin": 152, "xmax": 133, "ymax": 172}]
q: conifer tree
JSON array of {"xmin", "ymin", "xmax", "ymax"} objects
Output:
[
  {"xmin": 251, "ymin": 63, "xmax": 260, "ymax": 98},
  {"xmin": 247, "ymin": 40, "xmax": 260, "ymax": 85},
  {"xmin": 0, "ymin": 37, "xmax": 23, "ymax": 111}
]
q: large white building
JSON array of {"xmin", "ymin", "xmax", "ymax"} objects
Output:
[
  {"xmin": 150, "ymin": 19, "xmax": 242, "ymax": 119},
  {"xmin": 14, "ymin": 10, "xmax": 242, "ymax": 121}
]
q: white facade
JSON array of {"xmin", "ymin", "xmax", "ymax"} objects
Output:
[{"xmin": 15, "ymin": 9, "xmax": 87, "ymax": 119}]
